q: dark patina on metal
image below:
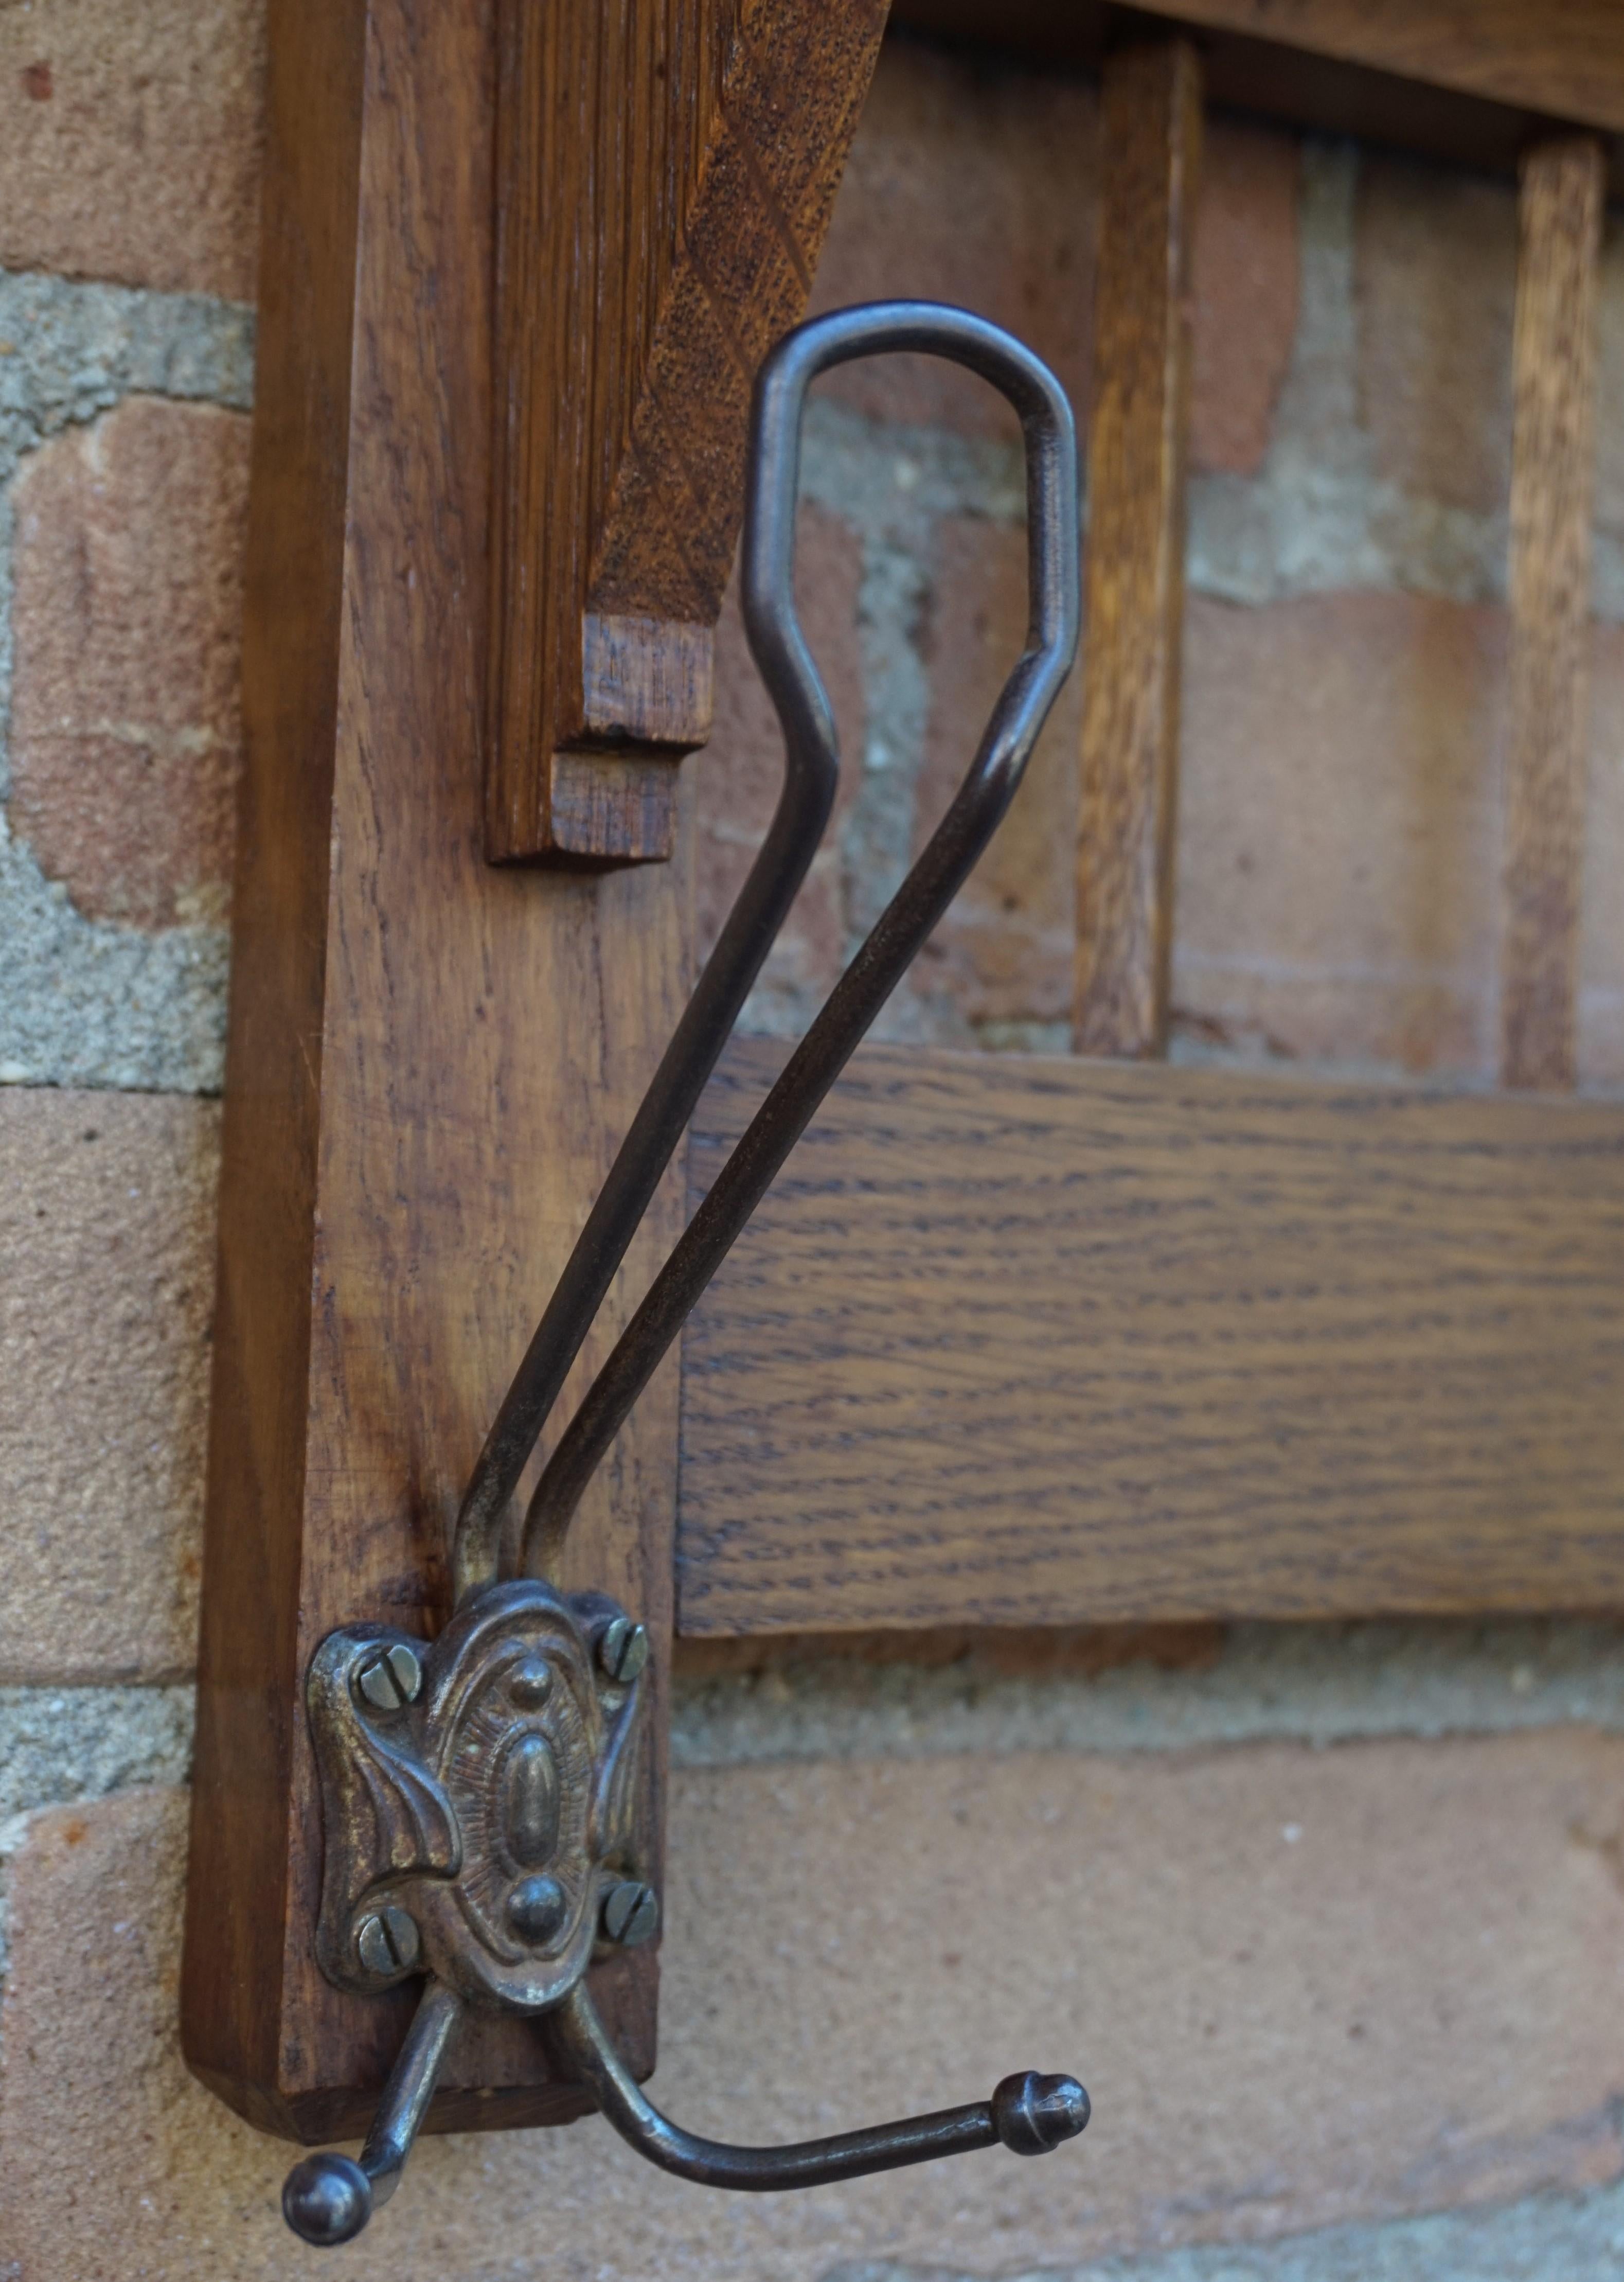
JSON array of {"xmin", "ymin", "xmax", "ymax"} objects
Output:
[{"xmin": 284, "ymin": 301, "xmax": 1089, "ymax": 2246}]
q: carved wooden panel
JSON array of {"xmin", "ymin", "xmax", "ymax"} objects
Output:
[
  {"xmin": 677, "ymin": 1040, "xmax": 1624, "ymax": 1634},
  {"xmin": 487, "ymin": 0, "xmax": 888, "ymax": 864}
]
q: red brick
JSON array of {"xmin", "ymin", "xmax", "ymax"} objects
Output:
[
  {"xmin": 0, "ymin": 0, "xmax": 263, "ymax": 300},
  {"xmin": 912, "ymin": 514, "xmax": 1081, "ymax": 1034},
  {"xmin": 0, "ymin": 1091, "xmax": 217, "ymax": 1684},
  {"xmin": 1173, "ymin": 592, "xmax": 1506, "ymax": 1076},
  {"xmin": 691, "ymin": 503, "xmax": 866, "ymax": 1017},
  {"xmin": 1191, "ymin": 121, "xmax": 1300, "ymax": 476},
  {"xmin": 809, "ymin": 38, "xmax": 1098, "ymax": 441},
  {"xmin": 1579, "ymin": 620, "xmax": 1624, "ymax": 1088},
  {"xmin": 1593, "ymin": 219, "xmax": 1624, "ymax": 535},
  {"xmin": 6, "ymin": 1733, "xmax": 1624, "ymax": 2277},
  {"xmin": 1356, "ymin": 152, "xmax": 1517, "ymax": 519},
  {"xmin": 10, "ymin": 399, "xmax": 249, "ymax": 932}
]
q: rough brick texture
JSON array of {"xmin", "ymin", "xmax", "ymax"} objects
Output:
[
  {"xmin": 809, "ymin": 47, "xmax": 1300, "ymax": 478},
  {"xmin": 10, "ymin": 398, "xmax": 249, "ymax": 931},
  {"xmin": 808, "ymin": 38, "xmax": 1099, "ymax": 440},
  {"xmin": 1580, "ymin": 622, "xmax": 1624, "ymax": 1087},
  {"xmin": 0, "ymin": 1090, "xmax": 218, "ymax": 1684},
  {"xmin": 6, "ymin": 1733, "xmax": 1623, "ymax": 2279},
  {"xmin": 1192, "ymin": 122, "xmax": 1300, "ymax": 476},
  {"xmin": 913, "ymin": 514, "xmax": 1082, "ymax": 1035},
  {"xmin": 1594, "ymin": 214, "xmax": 1624, "ymax": 537},
  {"xmin": 1355, "ymin": 153, "xmax": 1516, "ymax": 521},
  {"xmin": 0, "ymin": 0, "xmax": 263, "ymax": 299},
  {"xmin": 1173, "ymin": 591, "xmax": 1505, "ymax": 1073}
]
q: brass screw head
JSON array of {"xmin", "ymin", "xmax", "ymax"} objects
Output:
[
  {"xmin": 356, "ymin": 1905, "xmax": 421, "ymax": 1977},
  {"xmin": 597, "ymin": 1617, "xmax": 649, "ymax": 1685},
  {"xmin": 601, "ymin": 1878, "xmax": 659, "ymax": 1948},
  {"xmin": 355, "ymin": 1641, "xmax": 423, "ymax": 1713}
]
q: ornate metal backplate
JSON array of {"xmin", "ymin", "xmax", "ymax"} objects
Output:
[{"xmin": 307, "ymin": 1580, "xmax": 649, "ymax": 2012}]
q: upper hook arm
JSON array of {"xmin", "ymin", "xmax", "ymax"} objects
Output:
[{"xmin": 452, "ymin": 299, "xmax": 1080, "ymax": 1602}]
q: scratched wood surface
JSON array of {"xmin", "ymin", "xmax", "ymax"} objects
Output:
[
  {"xmin": 182, "ymin": 0, "xmax": 690, "ymax": 2144},
  {"xmin": 1075, "ymin": 40, "xmax": 1200, "ymax": 1060},
  {"xmin": 675, "ymin": 1039, "xmax": 1624, "ymax": 1634},
  {"xmin": 487, "ymin": 0, "xmax": 886, "ymax": 864},
  {"xmin": 1501, "ymin": 136, "xmax": 1603, "ymax": 1093}
]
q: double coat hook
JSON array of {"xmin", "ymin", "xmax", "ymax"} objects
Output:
[{"xmin": 282, "ymin": 300, "xmax": 1086, "ymax": 2247}]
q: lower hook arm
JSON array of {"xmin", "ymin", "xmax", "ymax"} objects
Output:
[
  {"xmin": 550, "ymin": 1983, "xmax": 1089, "ymax": 2191},
  {"xmin": 282, "ymin": 1976, "xmax": 464, "ymax": 2245}
]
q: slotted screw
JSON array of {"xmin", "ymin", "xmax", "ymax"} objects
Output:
[
  {"xmin": 356, "ymin": 1905, "xmax": 421, "ymax": 1977},
  {"xmin": 597, "ymin": 1617, "xmax": 649, "ymax": 1685},
  {"xmin": 354, "ymin": 1641, "xmax": 423, "ymax": 1713},
  {"xmin": 601, "ymin": 1879, "xmax": 659, "ymax": 1948}
]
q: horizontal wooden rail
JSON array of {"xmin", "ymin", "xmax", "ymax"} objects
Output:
[
  {"xmin": 1132, "ymin": 0, "xmax": 1624, "ymax": 133},
  {"xmin": 890, "ymin": 1, "xmax": 1624, "ymax": 190},
  {"xmin": 675, "ymin": 1039, "xmax": 1624, "ymax": 1632},
  {"xmin": 895, "ymin": 0, "xmax": 1624, "ymax": 130}
]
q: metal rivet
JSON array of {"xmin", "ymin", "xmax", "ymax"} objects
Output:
[
  {"xmin": 355, "ymin": 1640, "xmax": 423, "ymax": 1713},
  {"xmin": 600, "ymin": 1879, "xmax": 659, "ymax": 1948},
  {"xmin": 508, "ymin": 1654, "xmax": 554, "ymax": 1709},
  {"xmin": 507, "ymin": 1873, "xmax": 568, "ymax": 1946},
  {"xmin": 597, "ymin": 1617, "xmax": 649, "ymax": 1685},
  {"xmin": 356, "ymin": 1905, "xmax": 421, "ymax": 1976}
]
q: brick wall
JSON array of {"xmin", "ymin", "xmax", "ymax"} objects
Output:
[{"xmin": 4, "ymin": 12, "xmax": 1624, "ymax": 2280}]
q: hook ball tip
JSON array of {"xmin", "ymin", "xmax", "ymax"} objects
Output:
[
  {"xmin": 282, "ymin": 2151, "xmax": 373, "ymax": 2245},
  {"xmin": 990, "ymin": 2070, "xmax": 1090, "ymax": 2156}
]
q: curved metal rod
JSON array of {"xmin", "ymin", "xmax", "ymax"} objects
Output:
[
  {"xmin": 450, "ymin": 299, "xmax": 1079, "ymax": 1601},
  {"xmin": 281, "ymin": 1976, "xmax": 463, "ymax": 2246},
  {"xmin": 550, "ymin": 1982, "xmax": 1089, "ymax": 2190},
  {"xmin": 519, "ymin": 305, "xmax": 1078, "ymax": 1580}
]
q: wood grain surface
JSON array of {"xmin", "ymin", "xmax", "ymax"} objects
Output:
[
  {"xmin": 676, "ymin": 1038, "xmax": 1624, "ymax": 1633},
  {"xmin": 890, "ymin": 3, "xmax": 1624, "ymax": 198},
  {"xmin": 892, "ymin": 0, "xmax": 1624, "ymax": 139},
  {"xmin": 1128, "ymin": 0, "xmax": 1624, "ymax": 130},
  {"xmin": 1501, "ymin": 136, "xmax": 1603, "ymax": 1093},
  {"xmin": 487, "ymin": 0, "xmax": 886, "ymax": 864},
  {"xmin": 183, "ymin": 0, "xmax": 689, "ymax": 2143},
  {"xmin": 1075, "ymin": 41, "xmax": 1200, "ymax": 1060}
]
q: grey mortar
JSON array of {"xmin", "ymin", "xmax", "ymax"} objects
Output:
[
  {"xmin": 0, "ymin": 1681, "xmax": 194, "ymax": 1975},
  {"xmin": 0, "ymin": 268, "xmax": 254, "ymax": 1092},
  {"xmin": 821, "ymin": 2163, "xmax": 1624, "ymax": 2280},
  {"xmin": 670, "ymin": 1616, "xmax": 1624, "ymax": 1768}
]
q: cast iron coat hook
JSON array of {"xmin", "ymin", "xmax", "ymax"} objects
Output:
[{"xmin": 283, "ymin": 301, "xmax": 1086, "ymax": 2249}]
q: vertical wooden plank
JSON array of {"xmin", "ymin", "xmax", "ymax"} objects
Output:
[
  {"xmin": 182, "ymin": 0, "xmax": 688, "ymax": 2143},
  {"xmin": 1501, "ymin": 135, "xmax": 1604, "ymax": 1092},
  {"xmin": 1074, "ymin": 39, "xmax": 1202, "ymax": 1059},
  {"xmin": 487, "ymin": 0, "xmax": 887, "ymax": 867}
]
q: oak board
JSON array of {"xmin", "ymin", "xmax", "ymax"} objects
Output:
[
  {"xmin": 1075, "ymin": 40, "xmax": 1201, "ymax": 1059},
  {"xmin": 676, "ymin": 1039, "xmax": 1624, "ymax": 1633}
]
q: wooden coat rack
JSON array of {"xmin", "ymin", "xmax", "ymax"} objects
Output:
[
  {"xmin": 184, "ymin": 0, "xmax": 1624, "ymax": 2152},
  {"xmin": 181, "ymin": 0, "xmax": 886, "ymax": 2143}
]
